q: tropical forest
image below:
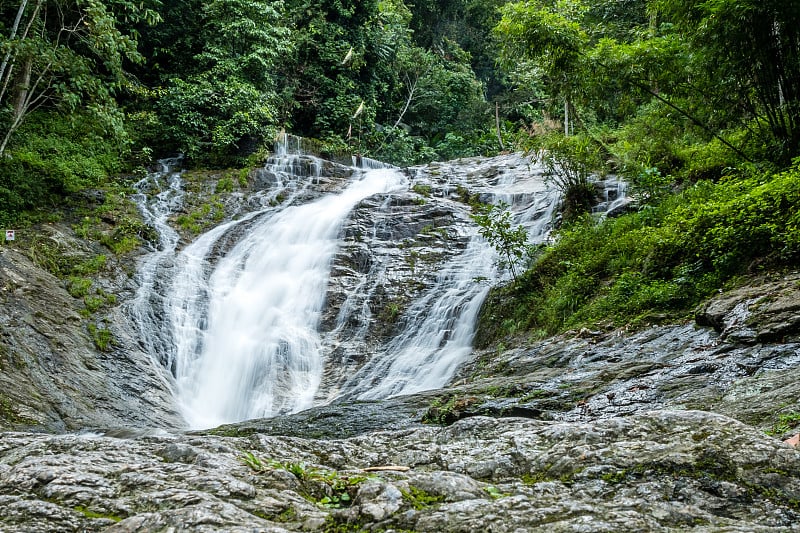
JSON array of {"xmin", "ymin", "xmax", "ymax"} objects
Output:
[{"xmin": 1, "ymin": 0, "xmax": 800, "ymax": 531}]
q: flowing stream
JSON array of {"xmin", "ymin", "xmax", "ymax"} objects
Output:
[{"xmin": 131, "ymin": 138, "xmax": 564, "ymax": 429}]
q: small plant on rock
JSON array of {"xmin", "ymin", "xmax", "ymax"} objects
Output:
[{"xmin": 471, "ymin": 202, "xmax": 530, "ymax": 281}]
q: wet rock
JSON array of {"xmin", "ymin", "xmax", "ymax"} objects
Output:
[
  {"xmin": 204, "ymin": 396, "xmax": 431, "ymax": 440},
  {"xmin": 351, "ymin": 481, "xmax": 403, "ymax": 521},
  {"xmin": 452, "ymin": 321, "xmax": 800, "ymax": 434},
  {"xmin": 1, "ymin": 411, "xmax": 799, "ymax": 532},
  {"xmin": 0, "ymin": 242, "xmax": 181, "ymax": 432},
  {"xmin": 696, "ymin": 272, "xmax": 800, "ymax": 343},
  {"xmin": 317, "ymin": 154, "xmax": 559, "ymax": 399},
  {"xmin": 251, "ymin": 168, "xmax": 279, "ymax": 188}
]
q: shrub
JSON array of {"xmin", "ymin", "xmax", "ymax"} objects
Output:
[
  {"xmin": 533, "ymin": 132, "xmax": 607, "ymax": 221},
  {"xmin": 477, "ymin": 160, "xmax": 800, "ymax": 342}
]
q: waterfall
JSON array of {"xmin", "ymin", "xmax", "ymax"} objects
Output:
[
  {"xmin": 333, "ymin": 159, "xmax": 560, "ymax": 400},
  {"xmin": 176, "ymin": 168, "xmax": 406, "ymax": 428},
  {"xmin": 339, "ymin": 236, "xmax": 495, "ymax": 399},
  {"xmin": 128, "ymin": 158, "xmax": 185, "ymax": 362},
  {"xmin": 131, "ymin": 139, "xmax": 566, "ymax": 429}
]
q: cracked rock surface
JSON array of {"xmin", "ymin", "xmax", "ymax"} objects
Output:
[{"xmin": 2, "ymin": 411, "xmax": 800, "ymax": 532}]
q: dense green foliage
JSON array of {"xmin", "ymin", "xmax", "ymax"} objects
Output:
[
  {"xmin": 129, "ymin": 0, "xmax": 499, "ymax": 166},
  {"xmin": 1, "ymin": 0, "xmax": 503, "ymax": 223},
  {"xmin": 1, "ymin": 0, "xmax": 798, "ymax": 338},
  {"xmin": 469, "ymin": 0, "xmax": 800, "ymax": 341},
  {"xmin": 478, "ymin": 161, "xmax": 800, "ymax": 341},
  {"xmin": 0, "ymin": 113, "xmax": 127, "ymax": 226}
]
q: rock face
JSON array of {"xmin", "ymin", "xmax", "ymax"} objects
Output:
[
  {"xmin": 0, "ymin": 235, "xmax": 181, "ymax": 432},
  {"xmin": 449, "ymin": 321, "xmax": 800, "ymax": 435},
  {"xmin": 1, "ymin": 410, "xmax": 799, "ymax": 532},
  {"xmin": 316, "ymin": 155, "xmax": 560, "ymax": 401},
  {"xmin": 696, "ymin": 272, "xmax": 800, "ymax": 343}
]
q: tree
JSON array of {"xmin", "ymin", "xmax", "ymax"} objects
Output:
[
  {"xmin": 472, "ymin": 202, "xmax": 530, "ymax": 282},
  {"xmin": 0, "ymin": 0, "xmax": 159, "ymax": 156},
  {"xmin": 495, "ymin": 0, "xmax": 588, "ymax": 135},
  {"xmin": 654, "ymin": 0, "xmax": 800, "ymax": 162},
  {"xmin": 155, "ymin": 0, "xmax": 290, "ymax": 162}
]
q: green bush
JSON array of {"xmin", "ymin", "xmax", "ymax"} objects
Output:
[
  {"xmin": 477, "ymin": 161, "xmax": 800, "ymax": 342},
  {"xmin": 66, "ymin": 277, "xmax": 93, "ymax": 298},
  {"xmin": 0, "ymin": 112, "xmax": 127, "ymax": 226},
  {"xmin": 87, "ymin": 323, "xmax": 114, "ymax": 352},
  {"xmin": 530, "ymin": 132, "xmax": 608, "ymax": 221}
]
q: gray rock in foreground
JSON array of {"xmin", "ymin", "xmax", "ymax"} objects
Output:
[
  {"xmin": 0, "ymin": 242, "xmax": 181, "ymax": 432},
  {"xmin": 1, "ymin": 411, "xmax": 799, "ymax": 532}
]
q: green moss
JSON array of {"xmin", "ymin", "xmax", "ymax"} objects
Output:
[
  {"xmin": 67, "ymin": 276, "xmax": 93, "ymax": 298},
  {"xmin": 274, "ymin": 506, "xmax": 297, "ymax": 522},
  {"xmin": 270, "ymin": 191, "xmax": 287, "ymax": 206},
  {"xmin": 484, "ymin": 485, "xmax": 510, "ymax": 499},
  {"xmin": 87, "ymin": 323, "xmax": 114, "ymax": 351},
  {"xmin": 521, "ymin": 465, "xmax": 583, "ymax": 485},
  {"xmin": 0, "ymin": 394, "xmax": 39, "ymax": 425},
  {"xmin": 766, "ymin": 412, "xmax": 800, "ymax": 436},
  {"xmin": 74, "ymin": 505, "xmax": 123, "ymax": 522},
  {"xmin": 209, "ymin": 425, "xmax": 255, "ymax": 437},
  {"xmin": 600, "ymin": 469, "xmax": 628, "ymax": 484},
  {"xmin": 249, "ymin": 506, "xmax": 297, "ymax": 523},
  {"xmin": 400, "ymin": 486, "xmax": 445, "ymax": 510},
  {"xmin": 322, "ymin": 516, "xmax": 364, "ymax": 533},
  {"xmin": 691, "ymin": 430, "xmax": 712, "ymax": 442},
  {"xmin": 422, "ymin": 394, "xmax": 479, "ymax": 425},
  {"xmin": 519, "ymin": 389, "xmax": 552, "ymax": 402},
  {"xmin": 412, "ymin": 183, "xmax": 432, "ymax": 197},
  {"xmin": 521, "ymin": 471, "xmax": 553, "ymax": 485},
  {"xmin": 242, "ymin": 454, "xmax": 372, "ymax": 509}
]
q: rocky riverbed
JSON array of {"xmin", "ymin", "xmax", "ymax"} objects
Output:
[
  {"xmin": 2, "ymin": 410, "xmax": 800, "ymax": 532},
  {"xmin": 2, "ymin": 269, "xmax": 799, "ymax": 532}
]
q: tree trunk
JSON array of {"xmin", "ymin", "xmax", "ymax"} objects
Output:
[
  {"xmin": 0, "ymin": 0, "xmax": 29, "ymax": 87},
  {"xmin": 12, "ymin": 58, "xmax": 32, "ymax": 123},
  {"xmin": 0, "ymin": 57, "xmax": 31, "ymax": 156},
  {"xmin": 495, "ymin": 101, "xmax": 505, "ymax": 151}
]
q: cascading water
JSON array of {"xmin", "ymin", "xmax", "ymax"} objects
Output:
[
  {"xmin": 128, "ymin": 158, "xmax": 185, "ymax": 360},
  {"xmin": 177, "ymin": 169, "xmax": 407, "ymax": 428},
  {"xmin": 131, "ymin": 138, "xmax": 567, "ymax": 429}
]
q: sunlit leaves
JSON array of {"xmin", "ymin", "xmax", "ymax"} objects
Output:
[
  {"xmin": 0, "ymin": 0, "xmax": 155, "ymax": 154},
  {"xmin": 495, "ymin": 1, "xmax": 588, "ymax": 85}
]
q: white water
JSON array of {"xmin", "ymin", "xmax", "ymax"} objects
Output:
[
  {"xmin": 336, "ymin": 160, "xmax": 559, "ymax": 400},
  {"xmin": 172, "ymin": 167, "xmax": 406, "ymax": 429},
  {"xmin": 131, "ymin": 142, "xmax": 566, "ymax": 429},
  {"xmin": 341, "ymin": 236, "xmax": 495, "ymax": 399},
  {"xmin": 128, "ymin": 158, "xmax": 185, "ymax": 361}
]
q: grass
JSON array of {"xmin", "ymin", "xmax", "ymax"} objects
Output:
[
  {"xmin": 87, "ymin": 323, "xmax": 114, "ymax": 351},
  {"xmin": 400, "ymin": 486, "xmax": 445, "ymax": 510},
  {"xmin": 412, "ymin": 183, "xmax": 432, "ymax": 197},
  {"xmin": 175, "ymin": 198, "xmax": 226, "ymax": 236},
  {"xmin": 74, "ymin": 506, "xmax": 123, "ymax": 522},
  {"xmin": 240, "ymin": 454, "xmax": 374, "ymax": 509},
  {"xmin": 476, "ymin": 161, "xmax": 800, "ymax": 345},
  {"xmin": 766, "ymin": 412, "xmax": 800, "ymax": 437}
]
